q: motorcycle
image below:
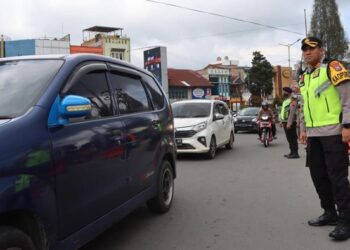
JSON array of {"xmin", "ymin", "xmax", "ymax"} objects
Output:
[{"xmin": 258, "ymin": 115, "xmax": 273, "ymax": 147}]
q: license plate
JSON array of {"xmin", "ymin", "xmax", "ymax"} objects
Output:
[{"xmin": 176, "ymin": 139, "xmax": 183, "ymax": 145}]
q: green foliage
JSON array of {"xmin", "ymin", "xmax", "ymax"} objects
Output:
[
  {"xmin": 246, "ymin": 51, "xmax": 274, "ymax": 97},
  {"xmin": 250, "ymin": 95, "xmax": 262, "ymax": 107},
  {"xmin": 310, "ymin": 0, "xmax": 349, "ymax": 60}
]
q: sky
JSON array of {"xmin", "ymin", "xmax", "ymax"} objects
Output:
[{"xmin": 1, "ymin": 0, "xmax": 350, "ymax": 70}]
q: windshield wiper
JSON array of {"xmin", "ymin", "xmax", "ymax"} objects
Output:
[{"xmin": 0, "ymin": 116, "xmax": 12, "ymax": 119}]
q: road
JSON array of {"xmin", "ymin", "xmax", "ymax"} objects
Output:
[{"xmin": 81, "ymin": 128, "xmax": 350, "ymax": 250}]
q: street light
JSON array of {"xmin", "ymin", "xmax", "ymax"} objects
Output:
[{"xmin": 279, "ymin": 38, "xmax": 301, "ymax": 68}]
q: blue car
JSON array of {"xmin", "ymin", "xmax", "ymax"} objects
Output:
[{"xmin": 0, "ymin": 54, "xmax": 176, "ymax": 250}]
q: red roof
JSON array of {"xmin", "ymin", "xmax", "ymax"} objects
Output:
[{"xmin": 168, "ymin": 69, "xmax": 212, "ymax": 87}]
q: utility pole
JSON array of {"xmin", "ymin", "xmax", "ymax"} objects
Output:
[
  {"xmin": 0, "ymin": 34, "xmax": 4, "ymax": 58},
  {"xmin": 279, "ymin": 38, "xmax": 301, "ymax": 68},
  {"xmin": 304, "ymin": 9, "xmax": 308, "ymax": 36}
]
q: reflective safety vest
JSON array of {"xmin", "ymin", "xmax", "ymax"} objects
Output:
[
  {"xmin": 299, "ymin": 64, "xmax": 341, "ymax": 127},
  {"xmin": 279, "ymin": 98, "xmax": 291, "ymax": 122}
]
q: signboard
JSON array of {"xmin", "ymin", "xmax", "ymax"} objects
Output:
[
  {"xmin": 144, "ymin": 46, "xmax": 168, "ymax": 95},
  {"xmin": 192, "ymin": 88, "xmax": 206, "ymax": 99},
  {"xmin": 144, "ymin": 47, "xmax": 162, "ymax": 83}
]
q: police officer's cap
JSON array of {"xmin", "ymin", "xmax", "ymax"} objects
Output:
[
  {"xmin": 301, "ymin": 37, "xmax": 323, "ymax": 50},
  {"xmin": 282, "ymin": 87, "xmax": 292, "ymax": 94}
]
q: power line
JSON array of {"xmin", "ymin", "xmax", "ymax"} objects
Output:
[
  {"xmin": 131, "ymin": 23, "xmax": 303, "ymax": 51},
  {"xmin": 145, "ymin": 0, "xmax": 304, "ymax": 36}
]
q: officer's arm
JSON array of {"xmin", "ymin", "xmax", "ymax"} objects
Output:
[
  {"xmin": 298, "ymin": 95, "xmax": 307, "ymax": 144},
  {"xmin": 336, "ymin": 81, "xmax": 350, "ymax": 126},
  {"xmin": 287, "ymin": 100, "xmax": 297, "ymax": 128},
  {"xmin": 328, "ymin": 60, "xmax": 350, "ymax": 127}
]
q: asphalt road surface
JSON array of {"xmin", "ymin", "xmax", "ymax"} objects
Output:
[{"xmin": 81, "ymin": 127, "xmax": 350, "ymax": 250}]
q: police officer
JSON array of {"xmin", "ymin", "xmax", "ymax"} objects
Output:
[
  {"xmin": 279, "ymin": 87, "xmax": 299, "ymax": 158},
  {"xmin": 299, "ymin": 37, "xmax": 350, "ymax": 241}
]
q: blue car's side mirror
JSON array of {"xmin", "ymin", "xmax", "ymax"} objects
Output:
[
  {"xmin": 60, "ymin": 95, "xmax": 92, "ymax": 118},
  {"xmin": 48, "ymin": 95, "xmax": 91, "ymax": 127}
]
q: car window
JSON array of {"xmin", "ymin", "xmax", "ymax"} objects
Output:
[
  {"xmin": 217, "ymin": 103, "xmax": 229, "ymax": 115},
  {"xmin": 213, "ymin": 104, "xmax": 220, "ymax": 115},
  {"xmin": 0, "ymin": 59, "xmax": 64, "ymax": 118},
  {"xmin": 109, "ymin": 72, "xmax": 150, "ymax": 115},
  {"xmin": 239, "ymin": 108, "xmax": 259, "ymax": 116},
  {"xmin": 142, "ymin": 74, "xmax": 165, "ymax": 110},
  {"xmin": 64, "ymin": 70, "xmax": 112, "ymax": 122},
  {"xmin": 172, "ymin": 102, "xmax": 211, "ymax": 118}
]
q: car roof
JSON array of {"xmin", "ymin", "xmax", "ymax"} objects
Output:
[{"xmin": 0, "ymin": 54, "xmax": 154, "ymax": 79}]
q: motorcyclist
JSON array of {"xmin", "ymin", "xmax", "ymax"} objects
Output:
[{"xmin": 257, "ymin": 101, "xmax": 277, "ymax": 139}]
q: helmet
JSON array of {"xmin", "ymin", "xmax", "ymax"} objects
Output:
[{"xmin": 261, "ymin": 101, "xmax": 268, "ymax": 110}]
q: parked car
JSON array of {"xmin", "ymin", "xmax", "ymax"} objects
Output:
[
  {"xmin": 172, "ymin": 100, "xmax": 234, "ymax": 159},
  {"xmin": 234, "ymin": 107, "xmax": 260, "ymax": 133},
  {"xmin": 0, "ymin": 54, "xmax": 176, "ymax": 250}
]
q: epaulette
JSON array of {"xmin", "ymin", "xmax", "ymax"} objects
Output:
[{"xmin": 327, "ymin": 60, "xmax": 350, "ymax": 86}]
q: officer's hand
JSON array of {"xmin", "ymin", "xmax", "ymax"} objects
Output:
[
  {"xmin": 287, "ymin": 125, "xmax": 291, "ymax": 130},
  {"xmin": 342, "ymin": 128, "xmax": 350, "ymax": 143},
  {"xmin": 299, "ymin": 131, "xmax": 307, "ymax": 144}
]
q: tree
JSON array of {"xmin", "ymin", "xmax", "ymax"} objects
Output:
[
  {"xmin": 246, "ymin": 51, "xmax": 274, "ymax": 98},
  {"xmin": 309, "ymin": 0, "xmax": 349, "ymax": 60}
]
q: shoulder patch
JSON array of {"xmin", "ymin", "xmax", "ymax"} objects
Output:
[
  {"xmin": 327, "ymin": 60, "xmax": 350, "ymax": 86},
  {"xmin": 312, "ymin": 68, "xmax": 320, "ymax": 78}
]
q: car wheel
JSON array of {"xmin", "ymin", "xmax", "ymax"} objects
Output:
[
  {"xmin": 206, "ymin": 136, "xmax": 216, "ymax": 159},
  {"xmin": 147, "ymin": 160, "xmax": 174, "ymax": 213},
  {"xmin": 225, "ymin": 132, "xmax": 234, "ymax": 150},
  {"xmin": 0, "ymin": 226, "xmax": 35, "ymax": 250}
]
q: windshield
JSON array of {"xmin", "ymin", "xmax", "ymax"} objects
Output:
[
  {"xmin": 239, "ymin": 108, "xmax": 259, "ymax": 116},
  {"xmin": 172, "ymin": 102, "xmax": 211, "ymax": 118},
  {"xmin": 0, "ymin": 59, "xmax": 64, "ymax": 118}
]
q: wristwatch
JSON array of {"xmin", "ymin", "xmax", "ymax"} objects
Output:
[{"xmin": 342, "ymin": 123, "xmax": 350, "ymax": 129}]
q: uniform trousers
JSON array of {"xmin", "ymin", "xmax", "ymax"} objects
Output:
[
  {"xmin": 283, "ymin": 122, "xmax": 298, "ymax": 155},
  {"xmin": 307, "ymin": 135, "xmax": 350, "ymax": 215}
]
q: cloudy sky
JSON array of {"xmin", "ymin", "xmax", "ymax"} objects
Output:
[{"xmin": 1, "ymin": 0, "xmax": 349, "ymax": 70}]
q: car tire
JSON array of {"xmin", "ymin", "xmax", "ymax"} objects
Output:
[
  {"xmin": 147, "ymin": 160, "xmax": 174, "ymax": 214},
  {"xmin": 206, "ymin": 136, "xmax": 216, "ymax": 159},
  {"xmin": 225, "ymin": 132, "xmax": 234, "ymax": 150},
  {"xmin": 0, "ymin": 225, "xmax": 35, "ymax": 250}
]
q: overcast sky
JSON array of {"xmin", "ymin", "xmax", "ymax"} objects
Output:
[{"xmin": 1, "ymin": 0, "xmax": 349, "ymax": 70}]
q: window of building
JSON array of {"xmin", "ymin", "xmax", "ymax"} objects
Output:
[
  {"xmin": 110, "ymin": 48, "xmax": 125, "ymax": 60},
  {"xmin": 169, "ymin": 88, "xmax": 187, "ymax": 99}
]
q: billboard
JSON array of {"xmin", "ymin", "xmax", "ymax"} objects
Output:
[
  {"xmin": 192, "ymin": 88, "xmax": 210, "ymax": 99},
  {"xmin": 144, "ymin": 47, "xmax": 168, "ymax": 95}
]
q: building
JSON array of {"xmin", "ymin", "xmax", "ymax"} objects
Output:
[
  {"xmin": 210, "ymin": 56, "xmax": 248, "ymax": 108},
  {"xmin": 81, "ymin": 26, "xmax": 130, "ymax": 62},
  {"xmin": 70, "ymin": 45, "xmax": 103, "ymax": 55},
  {"xmin": 168, "ymin": 68, "xmax": 212, "ymax": 102},
  {"xmin": 4, "ymin": 38, "xmax": 70, "ymax": 57},
  {"xmin": 196, "ymin": 64, "xmax": 230, "ymax": 101},
  {"xmin": 273, "ymin": 65, "xmax": 296, "ymax": 98}
]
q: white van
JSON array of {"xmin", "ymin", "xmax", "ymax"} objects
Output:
[{"xmin": 172, "ymin": 100, "xmax": 235, "ymax": 159}]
